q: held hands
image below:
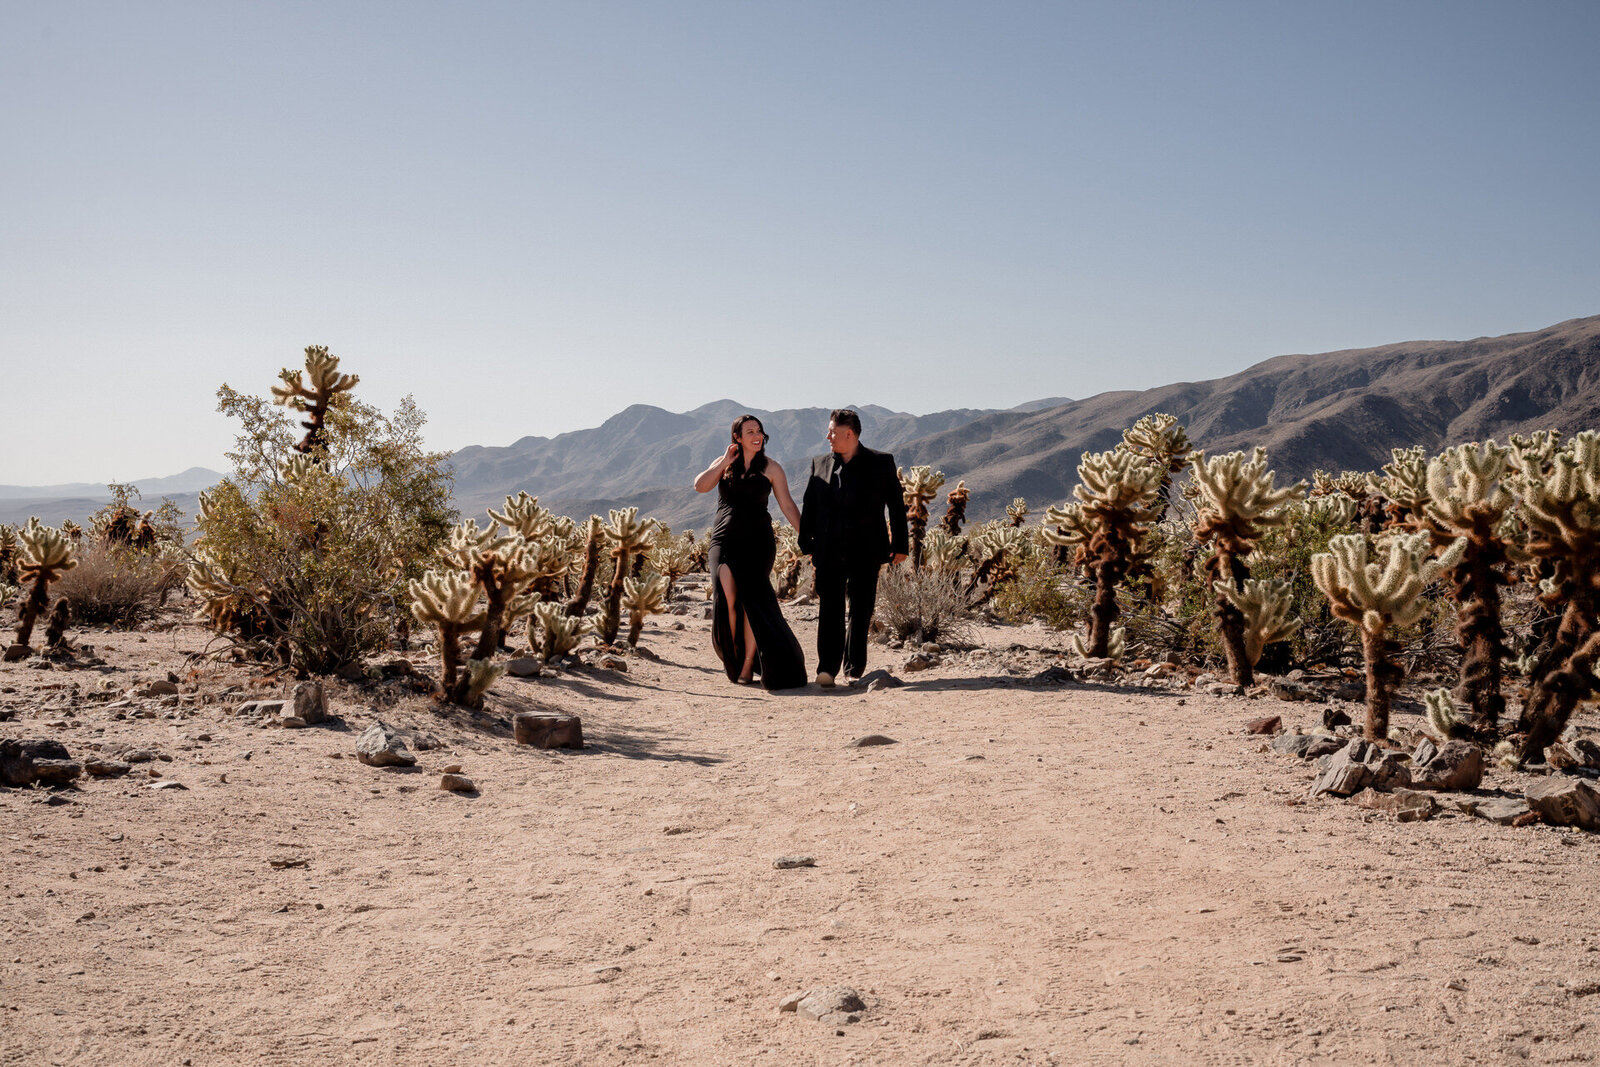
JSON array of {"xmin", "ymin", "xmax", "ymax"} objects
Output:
[{"xmin": 890, "ymin": 553, "xmax": 908, "ymax": 565}]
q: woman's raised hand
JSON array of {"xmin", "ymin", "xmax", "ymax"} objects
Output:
[{"xmin": 723, "ymin": 442, "xmax": 741, "ymax": 465}]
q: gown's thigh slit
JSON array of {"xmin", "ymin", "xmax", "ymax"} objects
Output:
[{"xmin": 712, "ymin": 563, "xmax": 747, "ymax": 682}]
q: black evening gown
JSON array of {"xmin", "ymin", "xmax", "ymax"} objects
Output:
[{"xmin": 707, "ymin": 469, "xmax": 807, "ymax": 690}]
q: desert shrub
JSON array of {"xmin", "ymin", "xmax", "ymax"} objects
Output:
[
  {"xmin": 991, "ymin": 553, "xmax": 1083, "ymax": 630},
  {"xmin": 875, "ymin": 566, "xmax": 973, "ymax": 644},
  {"xmin": 52, "ymin": 542, "xmax": 178, "ymax": 626},
  {"xmin": 189, "ymin": 350, "xmax": 456, "ymax": 673},
  {"xmin": 1246, "ymin": 500, "xmax": 1360, "ymax": 669}
]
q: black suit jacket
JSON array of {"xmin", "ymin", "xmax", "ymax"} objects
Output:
[{"xmin": 799, "ymin": 445, "xmax": 910, "ymax": 565}]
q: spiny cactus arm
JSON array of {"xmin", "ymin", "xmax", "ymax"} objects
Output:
[
  {"xmin": 1074, "ymin": 448, "xmax": 1164, "ymax": 512},
  {"xmin": 436, "ymin": 519, "xmax": 517, "ymax": 571},
  {"xmin": 1370, "ymin": 446, "xmax": 1432, "ymax": 520},
  {"xmin": 1309, "ymin": 493, "xmax": 1358, "ymax": 526},
  {"xmin": 1190, "ymin": 448, "xmax": 1307, "ymax": 526},
  {"xmin": 1006, "ymin": 498, "xmax": 1029, "ymax": 526},
  {"xmin": 17, "ymin": 520, "xmax": 78, "ymax": 579},
  {"xmin": 487, "ymin": 491, "xmax": 556, "ymax": 540},
  {"xmin": 270, "ymin": 345, "xmax": 359, "ymax": 410},
  {"xmin": 1217, "ymin": 578, "xmax": 1301, "ymax": 665},
  {"xmin": 622, "ymin": 573, "xmax": 670, "ymax": 614},
  {"xmin": 1425, "ymin": 689, "xmax": 1461, "ymax": 738},
  {"xmin": 1121, "ymin": 413, "xmax": 1194, "ymax": 471},
  {"xmin": 898, "ymin": 465, "xmax": 946, "ymax": 501},
  {"xmin": 1424, "ymin": 441, "xmax": 1513, "ymax": 530},
  {"xmin": 407, "ymin": 570, "xmax": 487, "ymax": 630},
  {"xmin": 461, "ymin": 658, "xmax": 506, "ymax": 705},
  {"xmin": 1040, "ymin": 502, "xmax": 1091, "ymax": 547}
]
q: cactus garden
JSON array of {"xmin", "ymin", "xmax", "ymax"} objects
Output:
[{"xmin": 9, "ymin": 352, "xmax": 1600, "ymax": 1063}]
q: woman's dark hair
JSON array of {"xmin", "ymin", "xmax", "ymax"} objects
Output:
[{"xmin": 726, "ymin": 414, "xmax": 769, "ymax": 479}]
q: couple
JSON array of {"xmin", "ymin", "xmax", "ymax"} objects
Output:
[{"xmin": 693, "ymin": 408, "xmax": 909, "ymax": 690}]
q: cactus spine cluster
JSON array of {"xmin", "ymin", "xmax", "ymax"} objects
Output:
[
  {"xmin": 13, "ymin": 519, "xmax": 78, "ymax": 650},
  {"xmin": 1313, "ymin": 531, "xmax": 1464, "ymax": 740},
  {"xmin": 1422, "ymin": 441, "xmax": 1518, "ymax": 735},
  {"xmin": 622, "ymin": 573, "xmax": 669, "ymax": 646},
  {"xmin": 271, "ymin": 345, "xmax": 360, "ymax": 456},
  {"xmin": 898, "ymin": 465, "xmax": 946, "ymax": 572},
  {"xmin": 598, "ymin": 508, "xmax": 658, "ymax": 646},
  {"xmin": 531, "ymin": 601, "xmax": 585, "ymax": 662},
  {"xmin": 1510, "ymin": 431, "xmax": 1600, "ymax": 760},
  {"xmin": 939, "ymin": 481, "xmax": 971, "ymax": 536},
  {"xmin": 1120, "ymin": 413, "xmax": 1193, "ymax": 523},
  {"xmin": 1042, "ymin": 447, "xmax": 1163, "ymax": 658},
  {"xmin": 1190, "ymin": 448, "xmax": 1305, "ymax": 685}
]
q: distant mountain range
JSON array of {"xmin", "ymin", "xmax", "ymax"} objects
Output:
[{"xmin": 8, "ymin": 314, "xmax": 1598, "ymax": 532}]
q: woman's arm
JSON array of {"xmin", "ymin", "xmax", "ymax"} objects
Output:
[
  {"xmin": 695, "ymin": 443, "xmax": 740, "ymax": 493},
  {"xmin": 766, "ymin": 460, "xmax": 803, "ymax": 530}
]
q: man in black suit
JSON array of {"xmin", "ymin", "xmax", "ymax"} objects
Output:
[{"xmin": 799, "ymin": 408, "xmax": 909, "ymax": 687}]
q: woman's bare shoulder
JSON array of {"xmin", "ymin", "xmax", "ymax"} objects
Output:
[{"xmin": 763, "ymin": 458, "xmax": 787, "ymax": 481}]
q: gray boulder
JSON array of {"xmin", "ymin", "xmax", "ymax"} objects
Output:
[
  {"xmin": 1525, "ymin": 777, "xmax": 1600, "ymax": 831},
  {"xmin": 1411, "ymin": 740, "xmax": 1485, "ymax": 791},
  {"xmin": 356, "ymin": 723, "xmax": 417, "ymax": 767}
]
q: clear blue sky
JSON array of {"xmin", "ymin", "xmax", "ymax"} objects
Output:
[{"xmin": 5, "ymin": 1, "xmax": 1598, "ymax": 484}]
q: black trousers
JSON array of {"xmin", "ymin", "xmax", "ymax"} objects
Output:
[{"xmin": 813, "ymin": 558, "xmax": 882, "ymax": 678}]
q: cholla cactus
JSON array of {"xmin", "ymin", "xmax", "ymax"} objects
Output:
[
  {"xmin": 488, "ymin": 492, "xmax": 557, "ymax": 541},
  {"xmin": 1121, "ymin": 413, "xmax": 1193, "ymax": 522},
  {"xmin": 1042, "ymin": 447, "xmax": 1163, "ymax": 658},
  {"xmin": 1190, "ymin": 448, "xmax": 1306, "ymax": 684},
  {"xmin": 598, "ymin": 508, "xmax": 658, "ymax": 645},
  {"xmin": 1511, "ymin": 431, "xmax": 1600, "ymax": 759},
  {"xmin": 1425, "ymin": 688, "xmax": 1460, "ymax": 739},
  {"xmin": 622, "ymin": 573, "xmax": 669, "ymax": 646},
  {"xmin": 565, "ymin": 516, "xmax": 604, "ymax": 617},
  {"xmin": 923, "ymin": 528, "xmax": 968, "ymax": 576},
  {"xmin": 271, "ymin": 345, "xmax": 359, "ymax": 456},
  {"xmin": 939, "ymin": 481, "xmax": 971, "ymax": 536},
  {"xmin": 1071, "ymin": 625, "xmax": 1124, "ymax": 662},
  {"xmin": 1370, "ymin": 446, "xmax": 1431, "ymax": 530},
  {"xmin": 1313, "ymin": 531, "xmax": 1464, "ymax": 740},
  {"xmin": 1006, "ymin": 497, "xmax": 1029, "ymax": 528},
  {"xmin": 408, "ymin": 569, "xmax": 487, "ymax": 703},
  {"xmin": 531, "ymin": 601, "xmax": 585, "ymax": 662},
  {"xmin": 1309, "ymin": 493, "xmax": 1359, "ymax": 527},
  {"xmin": 966, "ymin": 523, "xmax": 1031, "ymax": 602},
  {"xmin": 899, "ymin": 466, "xmax": 946, "ymax": 571},
  {"xmin": 1216, "ymin": 578, "xmax": 1300, "ymax": 668},
  {"xmin": 1313, "ymin": 469, "xmax": 1385, "ymax": 533},
  {"xmin": 0, "ymin": 524, "xmax": 18, "ymax": 584},
  {"xmin": 771, "ymin": 523, "xmax": 806, "ymax": 600},
  {"xmin": 416, "ymin": 518, "xmax": 542, "ymax": 704},
  {"xmin": 0, "ymin": 581, "xmax": 16, "ymax": 612},
  {"xmin": 648, "ymin": 525, "xmax": 698, "ymax": 601},
  {"xmin": 43, "ymin": 597, "xmax": 72, "ymax": 650},
  {"xmin": 1422, "ymin": 441, "xmax": 1518, "ymax": 734},
  {"xmin": 13, "ymin": 519, "xmax": 78, "ymax": 649},
  {"xmin": 463, "ymin": 658, "xmax": 505, "ymax": 705},
  {"xmin": 59, "ymin": 519, "xmax": 84, "ymax": 543}
]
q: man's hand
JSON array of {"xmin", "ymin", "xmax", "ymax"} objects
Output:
[{"xmin": 889, "ymin": 553, "xmax": 908, "ymax": 565}]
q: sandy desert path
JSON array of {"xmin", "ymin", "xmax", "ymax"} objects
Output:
[{"xmin": 3, "ymin": 597, "xmax": 1598, "ymax": 1066}]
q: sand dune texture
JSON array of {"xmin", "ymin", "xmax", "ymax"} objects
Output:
[{"xmin": 4, "ymin": 584, "xmax": 1599, "ymax": 1066}]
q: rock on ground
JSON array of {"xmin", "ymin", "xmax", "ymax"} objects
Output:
[{"xmin": 355, "ymin": 723, "xmax": 417, "ymax": 767}]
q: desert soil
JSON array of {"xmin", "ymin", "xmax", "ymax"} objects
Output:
[{"xmin": 4, "ymin": 575, "xmax": 1599, "ymax": 1066}]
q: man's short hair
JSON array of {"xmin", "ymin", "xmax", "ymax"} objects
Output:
[{"xmin": 829, "ymin": 408, "xmax": 862, "ymax": 435}]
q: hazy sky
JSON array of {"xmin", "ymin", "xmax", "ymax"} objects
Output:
[{"xmin": 5, "ymin": 1, "xmax": 1598, "ymax": 485}]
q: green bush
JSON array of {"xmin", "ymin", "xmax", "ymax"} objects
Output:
[{"xmin": 189, "ymin": 354, "xmax": 455, "ymax": 673}]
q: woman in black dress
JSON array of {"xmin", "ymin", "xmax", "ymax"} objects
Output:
[{"xmin": 692, "ymin": 415, "xmax": 807, "ymax": 689}]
